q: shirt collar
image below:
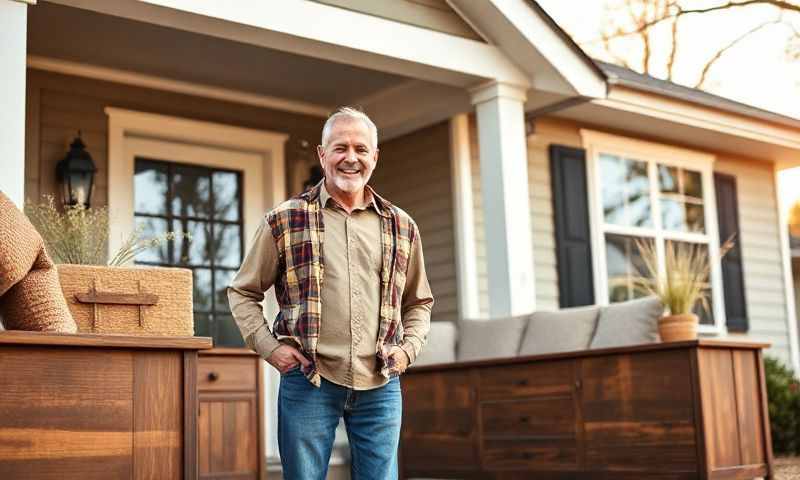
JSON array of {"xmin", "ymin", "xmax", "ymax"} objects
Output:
[{"xmin": 320, "ymin": 180, "xmax": 380, "ymax": 213}]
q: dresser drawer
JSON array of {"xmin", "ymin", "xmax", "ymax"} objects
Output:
[
  {"xmin": 198, "ymin": 356, "xmax": 256, "ymax": 392},
  {"xmin": 480, "ymin": 397, "xmax": 575, "ymax": 437},
  {"xmin": 478, "ymin": 359, "xmax": 574, "ymax": 400},
  {"xmin": 483, "ymin": 436, "xmax": 578, "ymax": 470}
]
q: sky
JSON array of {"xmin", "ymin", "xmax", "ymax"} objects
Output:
[{"xmin": 537, "ymin": 0, "xmax": 800, "ymax": 120}]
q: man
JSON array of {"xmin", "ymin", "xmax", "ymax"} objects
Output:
[{"xmin": 228, "ymin": 107, "xmax": 434, "ymax": 479}]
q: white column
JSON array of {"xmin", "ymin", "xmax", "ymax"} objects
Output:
[
  {"xmin": 470, "ymin": 81, "xmax": 536, "ymax": 317},
  {"xmin": 450, "ymin": 114, "xmax": 480, "ymax": 320},
  {"xmin": 0, "ymin": 0, "xmax": 30, "ymax": 208}
]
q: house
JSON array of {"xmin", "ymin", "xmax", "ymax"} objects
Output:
[{"xmin": 2, "ymin": 0, "xmax": 799, "ymax": 477}]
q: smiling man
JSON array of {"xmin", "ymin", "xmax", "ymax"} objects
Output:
[{"xmin": 228, "ymin": 107, "xmax": 434, "ymax": 479}]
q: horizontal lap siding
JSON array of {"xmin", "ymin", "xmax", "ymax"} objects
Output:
[
  {"xmin": 370, "ymin": 121, "xmax": 458, "ymax": 324},
  {"xmin": 715, "ymin": 157, "xmax": 791, "ymax": 366}
]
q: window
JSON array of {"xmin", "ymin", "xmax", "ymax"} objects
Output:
[
  {"xmin": 582, "ymin": 131, "xmax": 725, "ymax": 333},
  {"xmin": 134, "ymin": 158, "xmax": 245, "ymax": 346}
]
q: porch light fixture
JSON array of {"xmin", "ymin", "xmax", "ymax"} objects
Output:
[{"xmin": 56, "ymin": 131, "xmax": 97, "ymax": 208}]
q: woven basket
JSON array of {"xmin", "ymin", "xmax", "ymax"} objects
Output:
[{"xmin": 57, "ymin": 264, "xmax": 193, "ymax": 336}]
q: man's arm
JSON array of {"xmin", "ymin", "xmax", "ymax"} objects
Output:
[
  {"xmin": 398, "ymin": 228, "xmax": 434, "ymax": 367},
  {"xmin": 227, "ymin": 218, "xmax": 282, "ymax": 359}
]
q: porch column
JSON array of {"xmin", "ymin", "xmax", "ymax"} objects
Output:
[
  {"xmin": 470, "ymin": 81, "xmax": 536, "ymax": 317},
  {"xmin": 0, "ymin": 0, "xmax": 30, "ymax": 208}
]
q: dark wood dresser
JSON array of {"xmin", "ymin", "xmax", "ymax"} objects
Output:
[
  {"xmin": 197, "ymin": 348, "xmax": 266, "ymax": 480},
  {"xmin": 400, "ymin": 339, "xmax": 774, "ymax": 479},
  {"xmin": 0, "ymin": 330, "xmax": 212, "ymax": 480}
]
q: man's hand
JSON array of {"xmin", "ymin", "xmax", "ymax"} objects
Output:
[
  {"xmin": 388, "ymin": 345, "xmax": 410, "ymax": 376},
  {"xmin": 267, "ymin": 344, "xmax": 311, "ymax": 374}
]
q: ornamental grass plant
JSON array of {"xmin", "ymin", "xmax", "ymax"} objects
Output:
[
  {"xmin": 25, "ymin": 195, "xmax": 186, "ymax": 266},
  {"xmin": 632, "ymin": 236, "xmax": 734, "ymax": 316}
]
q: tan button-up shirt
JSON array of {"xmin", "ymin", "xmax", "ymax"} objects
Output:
[{"xmin": 228, "ymin": 182, "xmax": 434, "ymax": 390}]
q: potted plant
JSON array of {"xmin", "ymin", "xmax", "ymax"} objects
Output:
[
  {"xmin": 25, "ymin": 195, "xmax": 194, "ymax": 336},
  {"xmin": 633, "ymin": 237, "xmax": 733, "ymax": 342}
]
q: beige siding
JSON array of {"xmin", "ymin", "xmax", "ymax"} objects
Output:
[
  {"xmin": 470, "ymin": 115, "xmax": 793, "ymax": 364},
  {"xmin": 311, "ymin": 0, "xmax": 483, "ymax": 41},
  {"xmin": 370, "ymin": 121, "xmax": 458, "ymax": 324},
  {"xmin": 715, "ymin": 156, "xmax": 792, "ymax": 366},
  {"xmin": 24, "ymin": 68, "xmax": 324, "ymax": 207}
]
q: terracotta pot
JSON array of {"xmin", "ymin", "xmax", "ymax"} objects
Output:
[{"xmin": 658, "ymin": 313, "xmax": 699, "ymax": 342}]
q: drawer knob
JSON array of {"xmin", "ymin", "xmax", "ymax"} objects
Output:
[
  {"xmin": 514, "ymin": 379, "xmax": 528, "ymax": 386},
  {"xmin": 208, "ymin": 371, "xmax": 220, "ymax": 382},
  {"xmin": 523, "ymin": 452, "xmax": 534, "ymax": 460},
  {"xmin": 519, "ymin": 416, "xmax": 529, "ymax": 424}
]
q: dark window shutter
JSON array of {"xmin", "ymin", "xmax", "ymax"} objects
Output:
[
  {"xmin": 550, "ymin": 145, "xmax": 595, "ymax": 308},
  {"xmin": 714, "ymin": 172, "xmax": 748, "ymax": 332}
]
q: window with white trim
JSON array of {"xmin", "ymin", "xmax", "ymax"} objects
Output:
[{"xmin": 582, "ymin": 130, "xmax": 726, "ymax": 333}]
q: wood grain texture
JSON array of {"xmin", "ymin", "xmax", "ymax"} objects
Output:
[
  {"xmin": 0, "ymin": 340, "xmax": 199, "ymax": 480},
  {"xmin": 133, "ymin": 351, "xmax": 183, "ymax": 479},
  {"xmin": 0, "ymin": 330, "xmax": 212, "ymax": 349},
  {"xmin": 197, "ymin": 356, "xmax": 257, "ymax": 392},
  {"xmin": 401, "ymin": 342, "xmax": 773, "ymax": 479},
  {"xmin": 197, "ymin": 352, "xmax": 262, "ymax": 480},
  {"xmin": 699, "ymin": 349, "xmax": 742, "ymax": 469},
  {"xmin": 184, "ymin": 351, "xmax": 199, "ymax": 480}
]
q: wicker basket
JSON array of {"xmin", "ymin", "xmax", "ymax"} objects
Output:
[{"xmin": 57, "ymin": 264, "xmax": 193, "ymax": 336}]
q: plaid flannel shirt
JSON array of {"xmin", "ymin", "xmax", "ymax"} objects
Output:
[{"xmin": 266, "ymin": 179, "xmax": 418, "ymax": 387}]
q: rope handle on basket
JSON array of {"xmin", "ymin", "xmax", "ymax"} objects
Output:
[{"xmin": 74, "ymin": 279, "xmax": 160, "ymax": 331}]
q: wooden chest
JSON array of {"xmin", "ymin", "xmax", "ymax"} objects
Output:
[
  {"xmin": 400, "ymin": 339, "xmax": 774, "ymax": 479},
  {"xmin": 0, "ymin": 330, "xmax": 212, "ymax": 479}
]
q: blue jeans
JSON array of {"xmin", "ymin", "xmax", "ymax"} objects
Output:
[{"xmin": 278, "ymin": 366, "xmax": 403, "ymax": 480}]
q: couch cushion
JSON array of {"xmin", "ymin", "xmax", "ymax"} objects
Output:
[
  {"xmin": 413, "ymin": 321, "xmax": 457, "ymax": 367},
  {"xmin": 518, "ymin": 305, "xmax": 601, "ymax": 356},
  {"xmin": 589, "ymin": 296, "xmax": 664, "ymax": 349},
  {"xmin": 457, "ymin": 315, "xmax": 528, "ymax": 362}
]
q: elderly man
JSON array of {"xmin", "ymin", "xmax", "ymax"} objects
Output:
[{"xmin": 228, "ymin": 107, "xmax": 434, "ymax": 479}]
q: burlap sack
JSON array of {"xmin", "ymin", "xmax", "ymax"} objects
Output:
[{"xmin": 0, "ymin": 191, "xmax": 76, "ymax": 332}]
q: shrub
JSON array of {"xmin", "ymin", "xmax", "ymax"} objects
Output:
[{"xmin": 765, "ymin": 355, "xmax": 800, "ymax": 454}]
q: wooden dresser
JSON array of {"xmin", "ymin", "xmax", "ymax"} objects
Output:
[
  {"xmin": 197, "ymin": 348, "xmax": 266, "ymax": 480},
  {"xmin": 0, "ymin": 330, "xmax": 212, "ymax": 480},
  {"xmin": 400, "ymin": 339, "xmax": 774, "ymax": 480}
]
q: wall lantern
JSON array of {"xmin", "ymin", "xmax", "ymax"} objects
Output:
[{"xmin": 56, "ymin": 132, "xmax": 96, "ymax": 208}]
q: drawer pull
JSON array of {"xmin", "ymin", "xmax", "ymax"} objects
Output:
[
  {"xmin": 208, "ymin": 371, "xmax": 220, "ymax": 382},
  {"xmin": 514, "ymin": 379, "xmax": 528, "ymax": 386},
  {"xmin": 519, "ymin": 416, "xmax": 529, "ymax": 424}
]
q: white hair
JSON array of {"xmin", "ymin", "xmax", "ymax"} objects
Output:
[{"xmin": 320, "ymin": 107, "xmax": 378, "ymax": 149}]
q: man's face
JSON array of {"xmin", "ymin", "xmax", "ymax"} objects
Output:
[{"xmin": 318, "ymin": 118, "xmax": 378, "ymax": 194}]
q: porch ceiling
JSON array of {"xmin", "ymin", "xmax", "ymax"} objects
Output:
[{"xmin": 28, "ymin": 2, "xmax": 406, "ymax": 109}]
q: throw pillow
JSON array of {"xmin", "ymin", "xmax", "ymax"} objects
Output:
[
  {"xmin": 457, "ymin": 315, "xmax": 528, "ymax": 362},
  {"xmin": 412, "ymin": 321, "xmax": 457, "ymax": 367},
  {"xmin": 589, "ymin": 296, "xmax": 664, "ymax": 349},
  {"xmin": 519, "ymin": 305, "xmax": 601, "ymax": 356}
]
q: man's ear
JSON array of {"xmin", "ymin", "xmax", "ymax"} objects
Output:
[{"xmin": 317, "ymin": 145, "xmax": 325, "ymax": 166}]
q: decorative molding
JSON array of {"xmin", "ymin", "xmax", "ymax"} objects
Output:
[
  {"xmin": 11, "ymin": 0, "xmax": 36, "ymax": 5},
  {"xmin": 28, "ymin": 55, "xmax": 331, "ymax": 117}
]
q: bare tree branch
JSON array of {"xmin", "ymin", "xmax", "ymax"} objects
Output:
[{"xmin": 695, "ymin": 16, "xmax": 785, "ymax": 88}]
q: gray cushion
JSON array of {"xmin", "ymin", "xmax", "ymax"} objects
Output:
[
  {"xmin": 457, "ymin": 315, "xmax": 528, "ymax": 362},
  {"xmin": 589, "ymin": 296, "xmax": 664, "ymax": 349},
  {"xmin": 413, "ymin": 321, "xmax": 457, "ymax": 366},
  {"xmin": 518, "ymin": 305, "xmax": 601, "ymax": 356}
]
